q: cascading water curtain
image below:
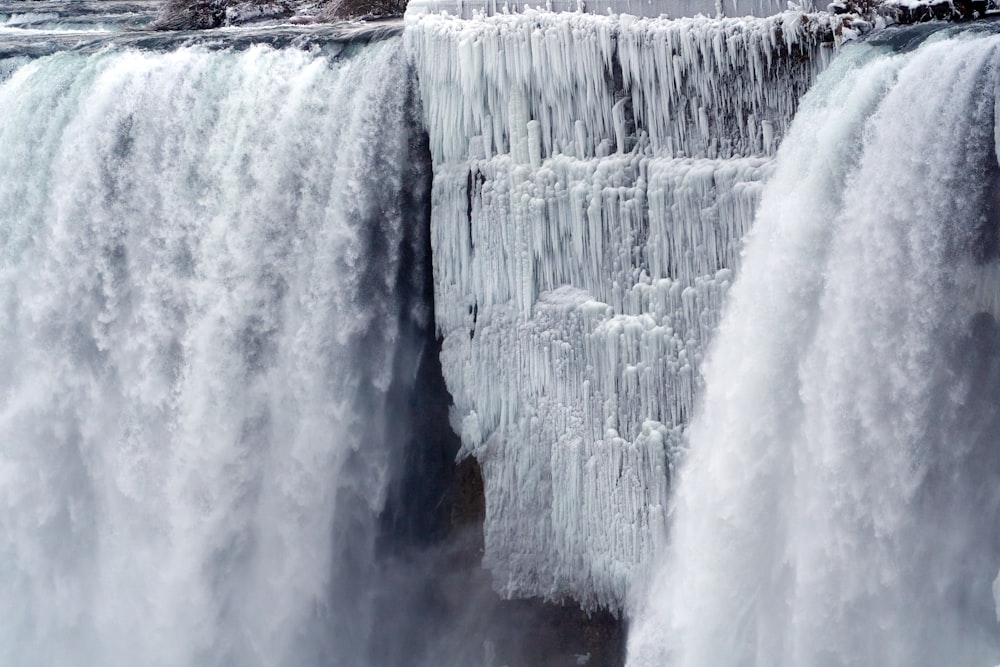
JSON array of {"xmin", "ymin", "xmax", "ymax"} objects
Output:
[
  {"xmin": 629, "ymin": 32, "xmax": 1000, "ymax": 667},
  {"xmin": 0, "ymin": 40, "xmax": 426, "ymax": 667}
]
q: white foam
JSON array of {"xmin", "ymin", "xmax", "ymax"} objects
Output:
[
  {"xmin": 0, "ymin": 40, "xmax": 422, "ymax": 666},
  {"xmin": 629, "ymin": 33, "xmax": 1000, "ymax": 666}
]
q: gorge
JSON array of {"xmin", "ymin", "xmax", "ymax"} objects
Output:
[{"xmin": 1, "ymin": 0, "xmax": 999, "ymax": 665}]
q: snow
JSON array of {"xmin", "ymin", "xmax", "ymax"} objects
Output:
[
  {"xmin": 403, "ymin": 0, "xmax": 796, "ymax": 19},
  {"xmin": 407, "ymin": 9, "xmax": 830, "ymax": 609},
  {"xmin": 409, "ymin": 10, "xmax": 833, "ymax": 166}
]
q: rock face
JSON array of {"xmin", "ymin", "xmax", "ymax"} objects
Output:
[
  {"xmin": 446, "ymin": 457, "xmax": 627, "ymax": 667},
  {"xmin": 150, "ymin": 0, "xmax": 406, "ymax": 29},
  {"xmin": 378, "ymin": 453, "xmax": 627, "ymax": 667},
  {"xmin": 371, "ymin": 313, "xmax": 627, "ymax": 665},
  {"xmin": 878, "ymin": 0, "xmax": 990, "ymax": 22},
  {"xmin": 150, "ymin": 0, "xmax": 290, "ymax": 29},
  {"xmin": 321, "ymin": 0, "xmax": 407, "ymax": 19}
]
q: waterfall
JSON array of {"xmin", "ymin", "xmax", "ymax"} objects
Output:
[
  {"xmin": 8, "ymin": 0, "xmax": 1000, "ymax": 663},
  {"xmin": 0, "ymin": 38, "xmax": 433, "ymax": 666},
  {"xmin": 628, "ymin": 31, "xmax": 1000, "ymax": 667}
]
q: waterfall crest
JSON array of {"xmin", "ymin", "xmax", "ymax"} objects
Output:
[
  {"xmin": 628, "ymin": 32, "xmax": 1000, "ymax": 667},
  {"xmin": 0, "ymin": 39, "xmax": 429, "ymax": 667}
]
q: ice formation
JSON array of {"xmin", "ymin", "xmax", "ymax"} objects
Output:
[
  {"xmin": 409, "ymin": 10, "xmax": 834, "ymax": 164},
  {"xmin": 627, "ymin": 32, "xmax": 1000, "ymax": 666},
  {"xmin": 406, "ymin": 9, "xmax": 832, "ymax": 609},
  {"xmin": 404, "ymin": 0, "xmax": 796, "ymax": 20}
]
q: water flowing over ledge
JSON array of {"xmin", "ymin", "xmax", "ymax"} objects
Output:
[
  {"xmin": 628, "ymin": 30, "xmax": 1000, "ymax": 667},
  {"xmin": 0, "ymin": 37, "xmax": 434, "ymax": 666}
]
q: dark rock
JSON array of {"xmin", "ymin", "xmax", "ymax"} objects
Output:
[
  {"xmin": 885, "ymin": 0, "xmax": 992, "ymax": 24},
  {"xmin": 442, "ymin": 455, "xmax": 625, "ymax": 667},
  {"xmin": 451, "ymin": 455, "xmax": 487, "ymax": 530},
  {"xmin": 951, "ymin": 0, "xmax": 989, "ymax": 17},
  {"xmin": 150, "ymin": 0, "xmax": 227, "ymax": 29},
  {"xmin": 150, "ymin": 0, "xmax": 402, "ymax": 29},
  {"xmin": 374, "ymin": 451, "xmax": 626, "ymax": 667},
  {"xmin": 150, "ymin": 0, "xmax": 295, "ymax": 29},
  {"xmin": 319, "ymin": 0, "xmax": 407, "ymax": 19}
]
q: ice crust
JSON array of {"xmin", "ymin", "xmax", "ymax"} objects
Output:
[
  {"xmin": 408, "ymin": 10, "xmax": 833, "ymax": 164},
  {"xmin": 403, "ymin": 0, "xmax": 794, "ymax": 20},
  {"xmin": 407, "ymin": 10, "xmax": 829, "ymax": 609}
]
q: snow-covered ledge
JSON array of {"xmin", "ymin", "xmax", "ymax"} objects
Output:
[{"xmin": 404, "ymin": 0, "xmax": 804, "ymax": 19}]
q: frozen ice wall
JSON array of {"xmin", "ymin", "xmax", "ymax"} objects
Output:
[
  {"xmin": 404, "ymin": 0, "xmax": 796, "ymax": 21},
  {"xmin": 406, "ymin": 9, "xmax": 833, "ymax": 610}
]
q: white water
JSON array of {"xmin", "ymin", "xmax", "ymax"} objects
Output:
[
  {"xmin": 629, "ymin": 33, "xmax": 1000, "ymax": 666},
  {"xmin": 0, "ymin": 40, "xmax": 426, "ymax": 666},
  {"xmin": 0, "ymin": 1, "xmax": 160, "ymax": 33}
]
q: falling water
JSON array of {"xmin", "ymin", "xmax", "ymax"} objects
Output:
[
  {"xmin": 0, "ymin": 38, "xmax": 432, "ymax": 666},
  {"xmin": 628, "ymin": 31, "xmax": 1000, "ymax": 667}
]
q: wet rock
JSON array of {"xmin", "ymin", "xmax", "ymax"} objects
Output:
[
  {"xmin": 150, "ymin": 0, "xmax": 401, "ymax": 29},
  {"xmin": 150, "ymin": 0, "xmax": 228, "ymax": 29},
  {"xmin": 319, "ymin": 0, "xmax": 407, "ymax": 19},
  {"xmin": 882, "ymin": 0, "xmax": 991, "ymax": 24}
]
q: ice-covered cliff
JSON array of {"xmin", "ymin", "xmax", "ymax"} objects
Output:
[{"xmin": 406, "ymin": 8, "xmax": 834, "ymax": 610}]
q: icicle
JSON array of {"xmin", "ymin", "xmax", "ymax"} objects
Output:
[
  {"xmin": 613, "ymin": 98, "xmax": 628, "ymax": 154},
  {"xmin": 527, "ymin": 119, "xmax": 543, "ymax": 167},
  {"xmin": 762, "ymin": 118, "xmax": 774, "ymax": 152},
  {"xmin": 575, "ymin": 119, "xmax": 589, "ymax": 158}
]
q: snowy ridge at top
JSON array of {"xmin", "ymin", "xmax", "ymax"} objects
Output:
[{"xmin": 404, "ymin": 0, "xmax": 799, "ymax": 19}]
